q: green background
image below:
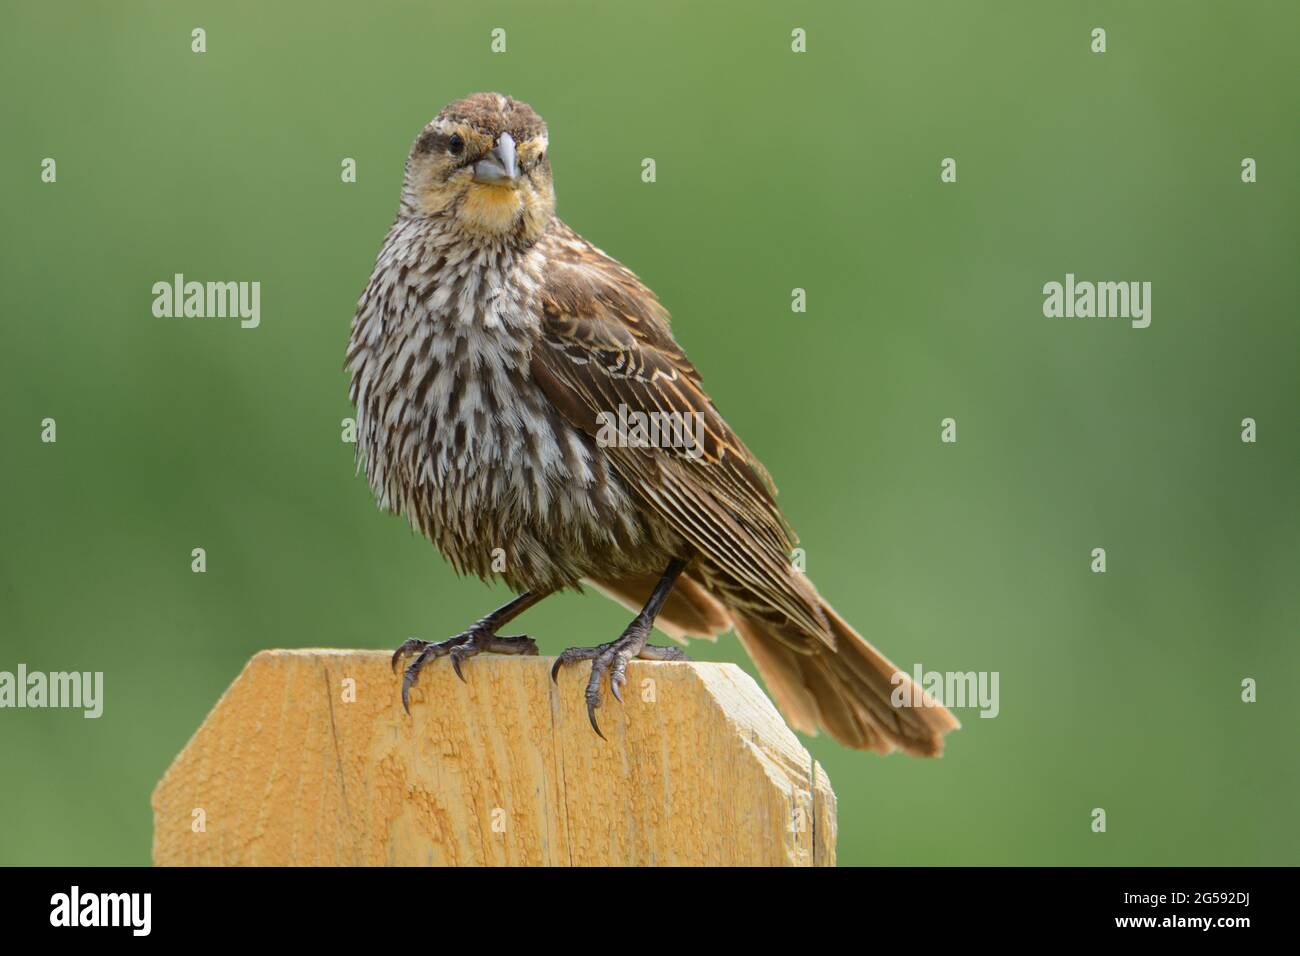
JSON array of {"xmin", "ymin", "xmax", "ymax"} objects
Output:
[{"xmin": 2, "ymin": 1, "xmax": 1296, "ymax": 866}]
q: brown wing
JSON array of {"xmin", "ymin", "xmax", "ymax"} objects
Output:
[{"xmin": 529, "ymin": 222, "xmax": 831, "ymax": 644}]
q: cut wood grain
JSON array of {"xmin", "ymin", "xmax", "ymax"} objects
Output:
[{"xmin": 151, "ymin": 649, "xmax": 836, "ymax": 866}]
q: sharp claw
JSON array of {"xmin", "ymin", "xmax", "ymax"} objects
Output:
[
  {"xmin": 451, "ymin": 654, "xmax": 467, "ymax": 683},
  {"xmin": 391, "ymin": 638, "xmax": 422, "ymax": 673},
  {"xmin": 611, "ymin": 678, "xmax": 624, "ymax": 704},
  {"xmin": 550, "ymin": 657, "xmax": 564, "ymax": 684},
  {"xmin": 587, "ymin": 701, "xmax": 605, "ymax": 740},
  {"xmin": 401, "ymin": 651, "xmax": 428, "ymax": 713}
]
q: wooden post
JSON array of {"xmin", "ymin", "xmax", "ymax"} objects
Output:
[{"xmin": 152, "ymin": 649, "xmax": 836, "ymax": 866}]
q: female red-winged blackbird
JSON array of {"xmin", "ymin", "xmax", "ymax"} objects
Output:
[{"xmin": 346, "ymin": 93, "xmax": 958, "ymax": 755}]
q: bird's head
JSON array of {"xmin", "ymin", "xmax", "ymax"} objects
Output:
[{"xmin": 401, "ymin": 92, "xmax": 554, "ymax": 245}]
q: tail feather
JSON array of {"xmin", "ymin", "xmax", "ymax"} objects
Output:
[
  {"xmin": 731, "ymin": 615, "xmax": 821, "ymax": 735},
  {"xmin": 591, "ymin": 570, "xmax": 959, "ymax": 757},
  {"xmin": 733, "ymin": 601, "xmax": 959, "ymax": 756}
]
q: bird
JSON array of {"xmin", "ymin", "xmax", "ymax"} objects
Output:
[{"xmin": 346, "ymin": 92, "xmax": 959, "ymax": 755}]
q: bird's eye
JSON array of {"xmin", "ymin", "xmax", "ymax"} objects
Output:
[{"xmin": 448, "ymin": 133, "xmax": 464, "ymax": 155}]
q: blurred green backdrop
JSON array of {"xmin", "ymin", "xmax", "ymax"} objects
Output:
[{"xmin": 1, "ymin": 1, "xmax": 1296, "ymax": 866}]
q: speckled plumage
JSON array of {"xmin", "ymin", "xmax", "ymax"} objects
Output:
[
  {"xmin": 348, "ymin": 93, "xmax": 959, "ymax": 755},
  {"xmin": 346, "ymin": 214, "xmax": 682, "ymax": 592}
]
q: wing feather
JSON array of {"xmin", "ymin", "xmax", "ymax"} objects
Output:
[{"xmin": 529, "ymin": 223, "xmax": 830, "ymax": 645}]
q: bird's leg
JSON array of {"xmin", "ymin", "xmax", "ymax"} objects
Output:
[
  {"xmin": 551, "ymin": 559, "xmax": 689, "ymax": 739},
  {"xmin": 393, "ymin": 589, "xmax": 552, "ymax": 712}
]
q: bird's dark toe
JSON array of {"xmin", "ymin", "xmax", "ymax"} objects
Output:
[
  {"xmin": 396, "ymin": 634, "xmax": 470, "ymax": 708},
  {"xmin": 639, "ymin": 643, "xmax": 688, "ymax": 662},
  {"xmin": 550, "ymin": 645, "xmax": 600, "ymax": 683},
  {"xmin": 553, "ymin": 631, "xmax": 684, "ymax": 739},
  {"xmin": 391, "ymin": 637, "xmax": 430, "ymax": 673},
  {"xmin": 487, "ymin": 634, "xmax": 538, "ymax": 656}
]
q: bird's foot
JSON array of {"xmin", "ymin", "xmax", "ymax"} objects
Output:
[
  {"xmin": 550, "ymin": 622, "xmax": 687, "ymax": 739},
  {"xmin": 392, "ymin": 629, "xmax": 538, "ymax": 712}
]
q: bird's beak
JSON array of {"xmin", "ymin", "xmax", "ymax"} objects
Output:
[{"xmin": 472, "ymin": 132, "xmax": 519, "ymax": 186}]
